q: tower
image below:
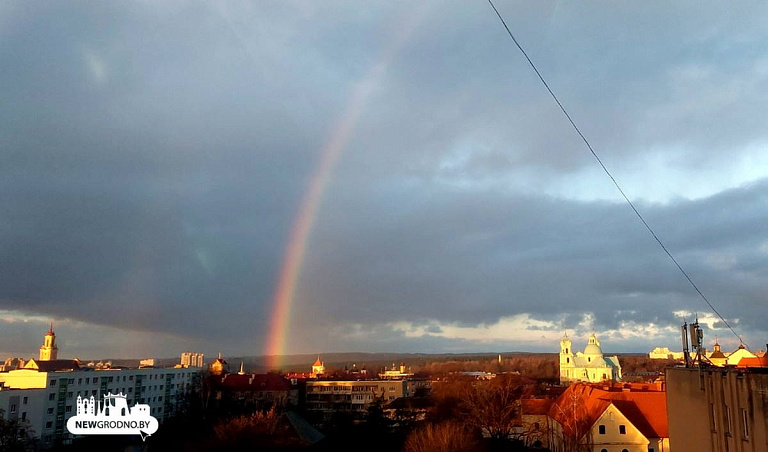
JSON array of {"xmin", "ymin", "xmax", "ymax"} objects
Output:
[
  {"xmin": 311, "ymin": 356, "xmax": 325, "ymax": 377},
  {"xmin": 39, "ymin": 323, "xmax": 58, "ymax": 361},
  {"xmin": 559, "ymin": 332, "xmax": 573, "ymax": 383}
]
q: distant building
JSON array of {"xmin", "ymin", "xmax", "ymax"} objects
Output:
[
  {"xmin": 559, "ymin": 333, "xmax": 622, "ymax": 384},
  {"xmin": 209, "ymin": 353, "xmax": 228, "ymax": 376},
  {"xmin": 139, "ymin": 358, "xmax": 155, "ymax": 367},
  {"xmin": 180, "ymin": 352, "xmax": 204, "ymax": 368},
  {"xmin": 39, "ymin": 323, "xmax": 58, "ymax": 361},
  {"xmin": 0, "ymin": 358, "xmax": 25, "ymax": 372},
  {"xmin": 311, "ymin": 357, "xmax": 325, "ymax": 378},
  {"xmin": 649, "ymin": 347, "xmax": 685, "ymax": 360},
  {"xmin": 379, "ymin": 362, "xmax": 413, "ymax": 379},
  {"xmin": 548, "ymin": 382, "xmax": 668, "ymax": 452},
  {"xmin": 306, "ymin": 379, "xmax": 418, "ymax": 418},
  {"xmin": 206, "ymin": 372, "xmax": 299, "ymax": 410},
  {"xmin": 708, "ymin": 341, "xmax": 728, "ymax": 366},
  {"xmin": 725, "ymin": 344, "xmax": 756, "ymax": 366}
]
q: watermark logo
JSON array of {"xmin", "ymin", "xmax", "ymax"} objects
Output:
[{"xmin": 66, "ymin": 393, "xmax": 159, "ymax": 441}]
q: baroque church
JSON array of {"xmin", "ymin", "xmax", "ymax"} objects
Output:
[{"xmin": 559, "ymin": 332, "xmax": 622, "ymax": 384}]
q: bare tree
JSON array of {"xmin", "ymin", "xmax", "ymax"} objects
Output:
[
  {"xmin": 460, "ymin": 375, "xmax": 533, "ymax": 441},
  {"xmin": 548, "ymin": 389, "xmax": 592, "ymax": 452},
  {"xmin": 403, "ymin": 421, "xmax": 480, "ymax": 452}
]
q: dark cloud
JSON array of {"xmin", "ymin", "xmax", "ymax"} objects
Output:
[{"xmin": 1, "ymin": 1, "xmax": 767, "ymax": 357}]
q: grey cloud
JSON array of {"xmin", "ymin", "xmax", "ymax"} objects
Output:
[{"xmin": 1, "ymin": 2, "xmax": 767, "ymax": 356}]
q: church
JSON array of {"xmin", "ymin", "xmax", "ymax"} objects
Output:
[{"xmin": 559, "ymin": 332, "xmax": 622, "ymax": 384}]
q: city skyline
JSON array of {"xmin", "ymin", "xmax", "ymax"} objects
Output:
[{"xmin": 2, "ymin": 2, "xmax": 768, "ymax": 358}]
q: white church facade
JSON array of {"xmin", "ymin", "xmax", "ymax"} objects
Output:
[{"xmin": 559, "ymin": 333, "xmax": 622, "ymax": 384}]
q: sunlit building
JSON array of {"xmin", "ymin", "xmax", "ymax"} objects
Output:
[
  {"xmin": 560, "ymin": 333, "xmax": 622, "ymax": 384},
  {"xmin": 180, "ymin": 351, "xmax": 204, "ymax": 368},
  {"xmin": 0, "ymin": 327, "xmax": 198, "ymax": 448},
  {"xmin": 38, "ymin": 323, "xmax": 58, "ymax": 361},
  {"xmin": 548, "ymin": 382, "xmax": 669, "ymax": 452}
]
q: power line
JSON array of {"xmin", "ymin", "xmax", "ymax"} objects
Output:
[{"xmin": 485, "ymin": 0, "xmax": 743, "ymax": 345}]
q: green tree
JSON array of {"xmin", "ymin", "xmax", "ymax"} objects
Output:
[{"xmin": 0, "ymin": 409, "xmax": 36, "ymax": 452}]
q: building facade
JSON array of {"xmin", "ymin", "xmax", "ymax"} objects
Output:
[
  {"xmin": 305, "ymin": 380, "xmax": 415, "ymax": 416},
  {"xmin": 667, "ymin": 366, "xmax": 768, "ymax": 452},
  {"xmin": 560, "ymin": 333, "xmax": 622, "ymax": 384},
  {"xmin": 0, "ymin": 328, "xmax": 198, "ymax": 448}
]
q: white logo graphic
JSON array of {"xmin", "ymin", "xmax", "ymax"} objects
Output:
[{"xmin": 66, "ymin": 393, "xmax": 159, "ymax": 441}]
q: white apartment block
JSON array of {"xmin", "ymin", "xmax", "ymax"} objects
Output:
[{"xmin": 0, "ymin": 365, "xmax": 197, "ymax": 447}]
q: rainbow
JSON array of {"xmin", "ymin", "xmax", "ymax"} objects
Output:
[{"xmin": 263, "ymin": 6, "xmax": 430, "ymax": 369}]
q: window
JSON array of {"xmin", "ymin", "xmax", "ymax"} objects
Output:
[
  {"xmin": 619, "ymin": 424, "xmax": 626, "ymax": 434},
  {"xmin": 10, "ymin": 404, "xmax": 16, "ymax": 413},
  {"xmin": 622, "ymin": 450, "xmax": 629, "ymax": 452},
  {"xmin": 598, "ymin": 425, "xmax": 606, "ymax": 434},
  {"xmin": 86, "ymin": 378, "xmax": 90, "ymax": 384},
  {"xmin": 601, "ymin": 450, "xmax": 608, "ymax": 452},
  {"xmin": 47, "ymin": 408, "xmax": 54, "ymax": 415},
  {"xmin": 21, "ymin": 412, "xmax": 26, "ymax": 420},
  {"xmin": 742, "ymin": 409, "xmax": 749, "ymax": 438},
  {"xmin": 649, "ymin": 448, "xmax": 655, "ymax": 452},
  {"xmin": 22, "ymin": 396, "xmax": 28, "ymax": 405},
  {"xmin": 709, "ymin": 403, "xmax": 717, "ymax": 431},
  {"xmin": 93, "ymin": 378, "xmax": 98, "ymax": 384},
  {"xmin": 725, "ymin": 406, "xmax": 732, "ymax": 434},
  {"xmin": 45, "ymin": 421, "xmax": 53, "ymax": 429},
  {"xmin": 48, "ymin": 393, "xmax": 55, "ymax": 401},
  {"xmin": 78, "ymin": 378, "xmax": 82, "ymax": 385},
  {"xmin": 567, "ymin": 357, "xmax": 570, "ymax": 363},
  {"xmin": 67, "ymin": 379, "xmax": 74, "ymax": 384},
  {"xmin": 50, "ymin": 380, "xmax": 56, "ymax": 387},
  {"xmin": 65, "ymin": 406, "xmax": 72, "ymax": 413}
]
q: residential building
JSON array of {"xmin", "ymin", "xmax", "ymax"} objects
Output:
[
  {"xmin": 180, "ymin": 352, "xmax": 204, "ymax": 368},
  {"xmin": 560, "ymin": 333, "xmax": 622, "ymax": 384},
  {"xmin": 206, "ymin": 372, "xmax": 299, "ymax": 410},
  {"xmin": 649, "ymin": 347, "xmax": 684, "ymax": 360},
  {"xmin": 0, "ymin": 328, "xmax": 198, "ymax": 448},
  {"xmin": 305, "ymin": 379, "xmax": 418, "ymax": 417},
  {"xmin": 666, "ymin": 363, "xmax": 768, "ymax": 452},
  {"xmin": 516, "ymin": 398, "xmax": 553, "ymax": 449},
  {"xmin": 548, "ymin": 382, "xmax": 669, "ymax": 452}
]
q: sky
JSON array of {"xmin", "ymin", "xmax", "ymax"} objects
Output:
[{"xmin": 2, "ymin": 1, "xmax": 767, "ymax": 361}]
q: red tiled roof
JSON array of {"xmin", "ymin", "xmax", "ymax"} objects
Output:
[
  {"xmin": 548, "ymin": 383, "xmax": 668, "ymax": 439},
  {"xmin": 736, "ymin": 356, "xmax": 768, "ymax": 368},
  {"xmin": 522, "ymin": 398, "xmax": 553, "ymax": 415}
]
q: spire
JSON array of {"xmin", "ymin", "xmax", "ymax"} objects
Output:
[
  {"xmin": 238, "ymin": 361, "xmax": 244, "ymax": 375},
  {"xmin": 48, "ymin": 322, "xmax": 54, "ymax": 335}
]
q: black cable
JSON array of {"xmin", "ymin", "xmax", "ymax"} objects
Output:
[{"xmin": 486, "ymin": 0, "xmax": 744, "ymax": 345}]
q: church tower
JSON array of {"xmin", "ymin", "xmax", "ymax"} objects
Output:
[
  {"xmin": 559, "ymin": 332, "xmax": 573, "ymax": 378},
  {"xmin": 311, "ymin": 356, "xmax": 325, "ymax": 377},
  {"xmin": 39, "ymin": 323, "xmax": 58, "ymax": 361}
]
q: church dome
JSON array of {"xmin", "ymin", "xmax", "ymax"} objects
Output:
[{"xmin": 584, "ymin": 334, "xmax": 603, "ymax": 356}]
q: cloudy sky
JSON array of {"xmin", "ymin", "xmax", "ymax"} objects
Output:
[{"xmin": 2, "ymin": 1, "xmax": 767, "ymax": 361}]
